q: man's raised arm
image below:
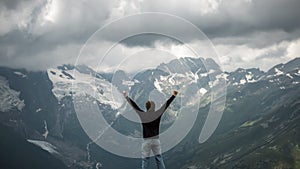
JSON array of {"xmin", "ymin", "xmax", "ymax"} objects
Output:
[
  {"xmin": 123, "ymin": 91, "xmax": 144, "ymax": 112},
  {"xmin": 157, "ymin": 90, "xmax": 178, "ymax": 113}
]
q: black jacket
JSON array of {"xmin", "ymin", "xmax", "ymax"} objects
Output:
[{"xmin": 126, "ymin": 95, "xmax": 175, "ymax": 139}]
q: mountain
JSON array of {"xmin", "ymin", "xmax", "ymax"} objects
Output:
[{"xmin": 0, "ymin": 57, "xmax": 299, "ymax": 169}]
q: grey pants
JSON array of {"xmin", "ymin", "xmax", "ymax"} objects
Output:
[{"xmin": 141, "ymin": 139, "xmax": 166, "ymax": 169}]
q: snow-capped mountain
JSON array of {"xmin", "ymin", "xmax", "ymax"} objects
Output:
[{"xmin": 0, "ymin": 57, "xmax": 300, "ymax": 169}]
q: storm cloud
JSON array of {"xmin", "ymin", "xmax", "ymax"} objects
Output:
[{"xmin": 0, "ymin": 0, "xmax": 299, "ymax": 71}]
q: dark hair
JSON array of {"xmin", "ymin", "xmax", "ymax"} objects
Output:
[{"xmin": 146, "ymin": 101, "xmax": 151, "ymax": 110}]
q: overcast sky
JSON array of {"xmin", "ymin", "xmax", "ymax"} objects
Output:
[{"xmin": 0, "ymin": 0, "xmax": 300, "ymax": 72}]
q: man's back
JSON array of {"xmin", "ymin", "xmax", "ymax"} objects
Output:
[{"xmin": 125, "ymin": 93, "xmax": 176, "ymax": 138}]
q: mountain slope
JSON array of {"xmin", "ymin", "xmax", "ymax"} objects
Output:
[
  {"xmin": 173, "ymin": 58, "xmax": 300, "ymax": 169},
  {"xmin": 0, "ymin": 123, "xmax": 68, "ymax": 169}
]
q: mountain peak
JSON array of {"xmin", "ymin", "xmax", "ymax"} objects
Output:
[
  {"xmin": 227, "ymin": 67, "xmax": 265, "ymax": 86},
  {"xmin": 157, "ymin": 56, "xmax": 221, "ymax": 74},
  {"xmin": 268, "ymin": 57, "xmax": 300, "ymax": 74}
]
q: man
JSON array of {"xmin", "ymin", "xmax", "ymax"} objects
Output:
[{"xmin": 123, "ymin": 90, "xmax": 178, "ymax": 169}]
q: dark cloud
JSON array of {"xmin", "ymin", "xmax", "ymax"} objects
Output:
[
  {"xmin": 120, "ymin": 33, "xmax": 182, "ymax": 47},
  {"xmin": 250, "ymin": 0, "xmax": 300, "ymax": 32},
  {"xmin": 85, "ymin": 0, "xmax": 300, "ymax": 49},
  {"xmin": 0, "ymin": 0, "xmax": 117, "ymax": 69},
  {"xmin": 208, "ymin": 0, "xmax": 299, "ymax": 36},
  {"xmin": 119, "ymin": 34, "xmax": 159, "ymax": 47},
  {"xmin": 136, "ymin": 0, "xmax": 300, "ymax": 48},
  {"xmin": 0, "ymin": 0, "xmax": 300, "ymax": 71},
  {"xmin": 212, "ymin": 28, "xmax": 300, "ymax": 48},
  {"xmin": 0, "ymin": 0, "xmax": 27, "ymax": 10}
]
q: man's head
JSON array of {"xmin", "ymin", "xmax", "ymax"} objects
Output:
[{"xmin": 146, "ymin": 101, "xmax": 155, "ymax": 111}]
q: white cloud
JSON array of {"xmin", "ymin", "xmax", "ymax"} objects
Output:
[
  {"xmin": 0, "ymin": 0, "xmax": 42, "ymax": 35},
  {"xmin": 215, "ymin": 38, "xmax": 300, "ymax": 71},
  {"xmin": 108, "ymin": 0, "xmax": 142, "ymax": 20},
  {"xmin": 286, "ymin": 39, "xmax": 300, "ymax": 59},
  {"xmin": 78, "ymin": 40, "xmax": 198, "ymax": 73}
]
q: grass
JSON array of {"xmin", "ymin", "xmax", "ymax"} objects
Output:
[{"xmin": 292, "ymin": 145, "xmax": 300, "ymax": 169}]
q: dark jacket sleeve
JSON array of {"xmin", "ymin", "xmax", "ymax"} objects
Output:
[
  {"xmin": 125, "ymin": 96, "xmax": 144, "ymax": 112},
  {"xmin": 157, "ymin": 95, "xmax": 176, "ymax": 113}
]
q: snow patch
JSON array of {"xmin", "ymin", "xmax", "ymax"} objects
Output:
[
  {"xmin": 122, "ymin": 80, "xmax": 135, "ymax": 86},
  {"xmin": 286, "ymin": 73, "xmax": 293, "ymax": 79},
  {"xmin": 199, "ymin": 73, "xmax": 208, "ymax": 77},
  {"xmin": 14, "ymin": 71, "xmax": 27, "ymax": 78},
  {"xmin": 232, "ymin": 82, "xmax": 239, "ymax": 86},
  {"xmin": 245, "ymin": 73, "xmax": 257, "ymax": 83},
  {"xmin": 274, "ymin": 68, "xmax": 284, "ymax": 76},
  {"xmin": 168, "ymin": 76, "xmax": 176, "ymax": 85},
  {"xmin": 245, "ymin": 74, "xmax": 253, "ymax": 80},
  {"xmin": 240, "ymin": 79, "xmax": 247, "ymax": 85},
  {"xmin": 216, "ymin": 73, "xmax": 229, "ymax": 81},
  {"xmin": 199, "ymin": 88, "xmax": 208, "ymax": 95},
  {"xmin": 27, "ymin": 140, "xmax": 59, "ymax": 154},
  {"xmin": 154, "ymin": 79, "xmax": 163, "ymax": 92},
  {"xmin": 47, "ymin": 68, "xmax": 123, "ymax": 109},
  {"xmin": 115, "ymin": 112, "xmax": 121, "ymax": 118},
  {"xmin": 185, "ymin": 71, "xmax": 199, "ymax": 83},
  {"xmin": 192, "ymin": 72, "xmax": 199, "ymax": 82},
  {"xmin": 42, "ymin": 120, "xmax": 49, "ymax": 139},
  {"xmin": 208, "ymin": 74, "xmax": 227, "ymax": 88},
  {"xmin": 96, "ymin": 162, "xmax": 103, "ymax": 169},
  {"xmin": 134, "ymin": 79, "xmax": 140, "ymax": 83}
]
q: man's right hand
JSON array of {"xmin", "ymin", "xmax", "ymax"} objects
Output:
[
  {"xmin": 123, "ymin": 90, "xmax": 127, "ymax": 97},
  {"xmin": 173, "ymin": 90, "xmax": 178, "ymax": 96}
]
